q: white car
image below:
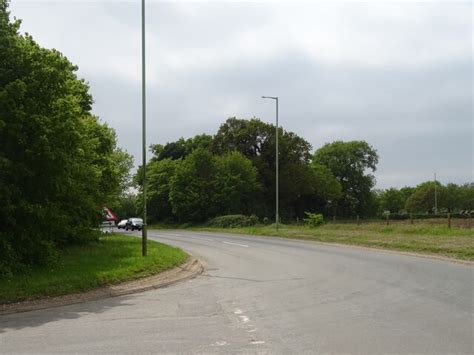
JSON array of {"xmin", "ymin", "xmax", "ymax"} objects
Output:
[{"xmin": 117, "ymin": 219, "xmax": 128, "ymax": 229}]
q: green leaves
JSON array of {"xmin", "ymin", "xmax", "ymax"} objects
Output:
[
  {"xmin": 313, "ymin": 141, "xmax": 379, "ymax": 217},
  {"xmin": 0, "ymin": 2, "xmax": 132, "ymax": 275}
]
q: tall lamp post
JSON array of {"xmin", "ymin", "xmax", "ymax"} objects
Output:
[
  {"xmin": 262, "ymin": 96, "xmax": 279, "ymax": 231},
  {"xmin": 141, "ymin": 0, "xmax": 147, "ymax": 256}
]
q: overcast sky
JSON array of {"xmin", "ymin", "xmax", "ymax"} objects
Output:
[{"xmin": 10, "ymin": 0, "xmax": 473, "ymax": 188}]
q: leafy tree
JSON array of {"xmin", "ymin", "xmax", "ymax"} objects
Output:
[
  {"xmin": 146, "ymin": 158, "xmax": 181, "ymax": 222},
  {"xmin": 459, "ymin": 183, "xmax": 474, "ymax": 210},
  {"xmin": 214, "ymin": 151, "xmax": 259, "ymax": 215},
  {"xmin": 151, "ymin": 134, "xmax": 213, "ymax": 161},
  {"xmin": 0, "ymin": 1, "xmax": 131, "ymax": 275},
  {"xmin": 379, "ymin": 188, "xmax": 406, "ymax": 213},
  {"xmin": 306, "ymin": 163, "xmax": 342, "ymax": 215},
  {"xmin": 212, "ymin": 117, "xmax": 313, "ymax": 218},
  {"xmin": 169, "ymin": 148, "xmax": 218, "ymax": 222},
  {"xmin": 405, "ymin": 181, "xmax": 445, "ymax": 213},
  {"xmin": 112, "ymin": 192, "xmax": 139, "ymax": 220},
  {"xmin": 313, "ymin": 140, "xmax": 379, "ymax": 217}
]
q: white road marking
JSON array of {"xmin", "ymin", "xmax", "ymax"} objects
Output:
[
  {"xmin": 202, "ymin": 238, "xmax": 215, "ymax": 242},
  {"xmin": 162, "ymin": 233, "xmax": 182, "ymax": 237},
  {"xmin": 211, "ymin": 341, "xmax": 228, "ymax": 346},
  {"xmin": 250, "ymin": 340, "xmax": 265, "ymax": 345},
  {"xmin": 222, "ymin": 241, "xmax": 248, "ymax": 248},
  {"xmin": 246, "ymin": 328, "xmax": 257, "ymax": 333},
  {"xmin": 238, "ymin": 315, "xmax": 250, "ymax": 323},
  {"xmin": 234, "ymin": 309, "xmax": 243, "ymax": 315}
]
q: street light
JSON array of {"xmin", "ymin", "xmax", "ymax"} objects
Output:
[
  {"xmin": 141, "ymin": 0, "xmax": 147, "ymax": 256},
  {"xmin": 262, "ymin": 96, "xmax": 279, "ymax": 231}
]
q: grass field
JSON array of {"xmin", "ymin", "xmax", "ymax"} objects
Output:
[
  {"xmin": 187, "ymin": 221, "xmax": 474, "ymax": 261},
  {"xmin": 0, "ymin": 234, "xmax": 188, "ymax": 304}
]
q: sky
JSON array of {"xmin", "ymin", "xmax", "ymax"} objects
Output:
[{"xmin": 9, "ymin": 0, "xmax": 473, "ymax": 189}]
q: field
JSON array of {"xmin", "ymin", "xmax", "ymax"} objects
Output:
[
  {"xmin": 0, "ymin": 234, "xmax": 188, "ymax": 304},
  {"xmin": 190, "ymin": 219, "xmax": 473, "ymax": 261}
]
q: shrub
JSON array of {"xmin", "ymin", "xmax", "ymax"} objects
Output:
[
  {"xmin": 303, "ymin": 212, "xmax": 325, "ymax": 227},
  {"xmin": 207, "ymin": 215, "xmax": 258, "ymax": 228},
  {"xmin": 248, "ymin": 214, "xmax": 259, "ymax": 225}
]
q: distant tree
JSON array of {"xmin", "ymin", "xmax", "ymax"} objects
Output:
[
  {"xmin": 304, "ymin": 163, "xmax": 342, "ymax": 215},
  {"xmin": 405, "ymin": 181, "xmax": 446, "ymax": 213},
  {"xmin": 214, "ymin": 151, "xmax": 260, "ymax": 215},
  {"xmin": 112, "ymin": 193, "xmax": 139, "ymax": 220},
  {"xmin": 146, "ymin": 158, "xmax": 181, "ymax": 222},
  {"xmin": 150, "ymin": 134, "xmax": 213, "ymax": 161},
  {"xmin": 379, "ymin": 188, "xmax": 406, "ymax": 213},
  {"xmin": 459, "ymin": 183, "xmax": 474, "ymax": 210},
  {"xmin": 169, "ymin": 148, "xmax": 218, "ymax": 222},
  {"xmin": 313, "ymin": 141, "xmax": 379, "ymax": 217},
  {"xmin": 212, "ymin": 117, "xmax": 313, "ymax": 218}
]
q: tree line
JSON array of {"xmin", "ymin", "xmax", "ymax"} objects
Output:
[
  {"xmin": 132, "ymin": 118, "xmax": 379, "ymax": 223},
  {"xmin": 0, "ymin": 1, "xmax": 132, "ymax": 275},
  {"xmin": 129, "ymin": 118, "xmax": 473, "ymax": 224}
]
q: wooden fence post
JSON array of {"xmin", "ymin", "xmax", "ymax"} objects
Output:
[
  {"xmin": 386, "ymin": 214, "xmax": 389, "ymax": 226},
  {"xmin": 356, "ymin": 215, "xmax": 360, "ymax": 225},
  {"xmin": 447, "ymin": 213, "xmax": 451, "ymax": 228},
  {"xmin": 410, "ymin": 214, "xmax": 413, "ymax": 225}
]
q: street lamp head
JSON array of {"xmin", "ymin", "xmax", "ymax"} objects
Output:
[{"xmin": 262, "ymin": 96, "xmax": 278, "ymax": 100}]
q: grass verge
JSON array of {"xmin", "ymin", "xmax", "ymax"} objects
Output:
[
  {"xmin": 0, "ymin": 234, "xmax": 188, "ymax": 304},
  {"xmin": 149, "ymin": 222, "xmax": 473, "ymax": 261}
]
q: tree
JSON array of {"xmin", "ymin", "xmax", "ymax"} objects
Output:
[
  {"xmin": 313, "ymin": 141, "xmax": 379, "ymax": 217},
  {"xmin": 214, "ymin": 151, "xmax": 260, "ymax": 215},
  {"xmin": 169, "ymin": 148, "xmax": 218, "ymax": 222},
  {"xmin": 305, "ymin": 163, "xmax": 342, "ymax": 215},
  {"xmin": 405, "ymin": 181, "xmax": 446, "ymax": 213},
  {"xmin": 212, "ymin": 117, "xmax": 313, "ymax": 218},
  {"xmin": 379, "ymin": 188, "xmax": 406, "ymax": 213},
  {"xmin": 146, "ymin": 158, "xmax": 181, "ymax": 222},
  {"xmin": 150, "ymin": 134, "xmax": 213, "ymax": 161},
  {"xmin": 0, "ymin": 1, "xmax": 131, "ymax": 275}
]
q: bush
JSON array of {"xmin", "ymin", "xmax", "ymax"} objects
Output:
[
  {"xmin": 207, "ymin": 215, "xmax": 258, "ymax": 228},
  {"xmin": 303, "ymin": 212, "xmax": 325, "ymax": 227}
]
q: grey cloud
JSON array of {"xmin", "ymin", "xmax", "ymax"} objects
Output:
[{"xmin": 9, "ymin": 1, "xmax": 473, "ymax": 188}]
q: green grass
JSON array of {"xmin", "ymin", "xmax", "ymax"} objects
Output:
[
  {"xmin": 0, "ymin": 234, "xmax": 188, "ymax": 304},
  {"xmin": 160, "ymin": 221, "xmax": 473, "ymax": 261}
]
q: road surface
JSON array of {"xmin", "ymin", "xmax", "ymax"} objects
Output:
[{"xmin": 1, "ymin": 230, "xmax": 473, "ymax": 354}]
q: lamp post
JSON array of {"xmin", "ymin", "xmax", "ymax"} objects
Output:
[
  {"xmin": 141, "ymin": 0, "xmax": 147, "ymax": 256},
  {"xmin": 434, "ymin": 172, "xmax": 438, "ymax": 215},
  {"xmin": 262, "ymin": 96, "xmax": 279, "ymax": 231}
]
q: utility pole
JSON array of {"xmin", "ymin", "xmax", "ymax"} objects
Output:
[
  {"xmin": 141, "ymin": 0, "xmax": 147, "ymax": 256},
  {"xmin": 434, "ymin": 172, "xmax": 438, "ymax": 215},
  {"xmin": 262, "ymin": 96, "xmax": 279, "ymax": 231}
]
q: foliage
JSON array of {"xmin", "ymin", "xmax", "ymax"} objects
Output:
[
  {"xmin": 378, "ymin": 188, "xmax": 406, "ymax": 213},
  {"xmin": 146, "ymin": 158, "xmax": 181, "ymax": 222},
  {"xmin": 313, "ymin": 140, "xmax": 379, "ymax": 217},
  {"xmin": 211, "ymin": 117, "xmax": 316, "ymax": 218},
  {"xmin": 0, "ymin": 2, "xmax": 132, "ymax": 275},
  {"xmin": 112, "ymin": 192, "xmax": 139, "ymax": 220},
  {"xmin": 150, "ymin": 134, "xmax": 213, "ymax": 161},
  {"xmin": 169, "ymin": 148, "xmax": 218, "ymax": 222},
  {"xmin": 214, "ymin": 151, "xmax": 260, "ymax": 216},
  {"xmin": 207, "ymin": 214, "xmax": 259, "ymax": 228},
  {"xmin": 303, "ymin": 212, "xmax": 325, "ymax": 227}
]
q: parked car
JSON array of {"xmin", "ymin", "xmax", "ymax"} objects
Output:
[
  {"xmin": 117, "ymin": 219, "xmax": 128, "ymax": 229},
  {"xmin": 125, "ymin": 218, "xmax": 144, "ymax": 231}
]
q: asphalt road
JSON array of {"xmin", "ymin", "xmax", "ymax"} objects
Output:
[{"xmin": 1, "ymin": 230, "xmax": 473, "ymax": 354}]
